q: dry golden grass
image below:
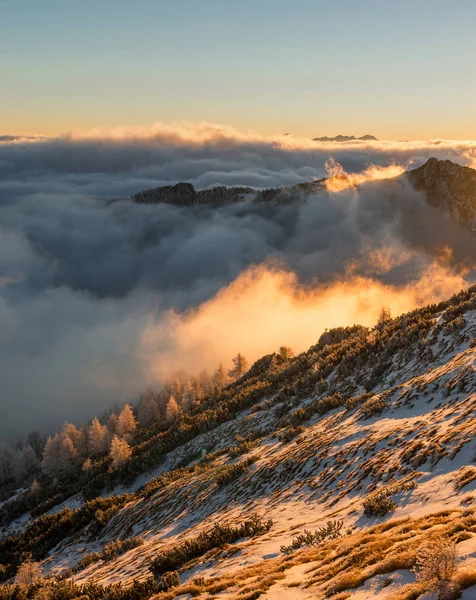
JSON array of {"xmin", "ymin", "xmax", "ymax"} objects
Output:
[{"xmin": 149, "ymin": 509, "xmax": 476, "ymax": 600}]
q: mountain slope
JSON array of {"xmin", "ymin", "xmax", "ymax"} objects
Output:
[{"xmin": 1, "ymin": 287, "xmax": 475, "ymax": 599}]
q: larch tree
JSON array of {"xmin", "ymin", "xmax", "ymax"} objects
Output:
[
  {"xmin": 107, "ymin": 412, "xmax": 118, "ymax": 437},
  {"xmin": 20, "ymin": 445, "xmax": 40, "ymax": 480},
  {"xmin": 137, "ymin": 392, "xmax": 159, "ymax": 427},
  {"xmin": 109, "ymin": 435, "xmax": 132, "ymax": 468},
  {"xmin": 181, "ymin": 381, "xmax": 196, "ymax": 413},
  {"xmin": 278, "ymin": 346, "xmax": 294, "ymax": 362},
  {"xmin": 228, "ymin": 353, "xmax": 249, "ymax": 381},
  {"xmin": 15, "ymin": 560, "xmax": 42, "ymax": 586},
  {"xmin": 88, "ymin": 418, "xmax": 108, "ymax": 457},
  {"xmin": 212, "ymin": 362, "xmax": 228, "ymax": 394},
  {"xmin": 0, "ymin": 443, "xmax": 17, "ymax": 484},
  {"xmin": 116, "ymin": 404, "xmax": 137, "ymax": 440},
  {"xmin": 165, "ymin": 396, "xmax": 181, "ymax": 423},
  {"xmin": 42, "ymin": 433, "xmax": 77, "ymax": 477},
  {"xmin": 376, "ymin": 306, "xmax": 392, "ymax": 329}
]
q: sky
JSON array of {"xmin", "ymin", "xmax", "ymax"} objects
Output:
[{"xmin": 2, "ymin": 0, "xmax": 476, "ymax": 140}]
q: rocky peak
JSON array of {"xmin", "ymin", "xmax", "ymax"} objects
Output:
[{"xmin": 406, "ymin": 157, "xmax": 476, "ymax": 230}]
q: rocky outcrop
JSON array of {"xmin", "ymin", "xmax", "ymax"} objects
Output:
[
  {"xmin": 133, "ymin": 180, "xmax": 327, "ymax": 207},
  {"xmin": 134, "ymin": 183, "xmax": 255, "ymax": 206},
  {"xmin": 406, "ymin": 157, "xmax": 476, "ymax": 230},
  {"xmin": 132, "ymin": 158, "xmax": 476, "ymax": 231}
]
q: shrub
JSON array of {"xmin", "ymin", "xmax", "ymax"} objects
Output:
[
  {"xmin": 363, "ymin": 492, "xmax": 396, "ymax": 517},
  {"xmin": 278, "ymin": 426, "xmax": 305, "ymax": 443},
  {"xmin": 214, "ymin": 456, "xmax": 257, "ymax": 486},
  {"xmin": 156, "ymin": 570, "xmax": 180, "ymax": 591},
  {"xmin": 149, "ymin": 514, "xmax": 272, "ymax": 575},
  {"xmin": 280, "ymin": 520, "xmax": 344, "ymax": 554},
  {"xmin": 359, "ymin": 395, "xmax": 389, "ymax": 420},
  {"xmin": 414, "ymin": 539, "xmax": 459, "ymax": 583}
]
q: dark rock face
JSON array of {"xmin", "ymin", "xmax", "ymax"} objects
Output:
[
  {"xmin": 133, "ymin": 180, "xmax": 328, "ymax": 207},
  {"xmin": 406, "ymin": 158, "xmax": 476, "ymax": 230},
  {"xmin": 134, "ymin": 182, "xmax": 255, "ymax": 206}
]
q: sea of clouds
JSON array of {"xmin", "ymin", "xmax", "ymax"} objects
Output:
[{"xmin": 1, "ymin": 122, "xmax": 475, "ymax": 437}]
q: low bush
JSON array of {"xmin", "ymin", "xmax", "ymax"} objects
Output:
[
  {"xmin": 280, "ymin": 520, "xmax": 344, "ymax": 554},
  {"xmin": 149, "ymin": 514, "xmax": 272, "ymax": 575}
]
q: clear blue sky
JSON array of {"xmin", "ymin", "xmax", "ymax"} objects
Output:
[{"xmin": 2, "ymin": 0, "xmax": 476, "ymax": 139}]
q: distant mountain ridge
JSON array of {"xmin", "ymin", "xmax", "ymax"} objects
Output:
[
  {"xmin": 313, "ymin": 133, "xmax": 378, "ymax": 142},
  {"xmin": 132, "ymin": 158, "xmax": 476, "ymax": 230}
]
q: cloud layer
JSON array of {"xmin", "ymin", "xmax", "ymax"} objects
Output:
[{"xmin": 0, "ymin": 124, "xmax": 475, "ymax": 437}]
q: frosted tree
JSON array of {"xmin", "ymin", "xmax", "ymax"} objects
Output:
[
  {"xmin": 20, "ymin": 445, "xmax": 40, "ymax": 480},
  {"xmin": 181, "ymin": 381, "xmax": 196, "ymax": 413},
  {"xmin": 42, "ymin": 433, "xmax": 77, "ymax": 477},
  {"xmin": 26, "ymin": 430, "xmax": 45, "ymax": 459},
  {"xmin": 107, "ymin": 413, "xmax": 118, "ymax": 435},
  {"xmin": 165, "ymin": 396, "xmax": 181, "ymax": 423},
  {"xmin": 77, "ymin": 423, "xmax": 90, "ymax": 457},
  {"xmin": 138, "ymin": 392, "xmax": 159, "ymax": 427},
  {"xmin": 228, "ymin": 353, "xmax": 249, "ymax": 381},
  {"xmin": 109, "ymin": 435, "xmax": 132, "ymax": 468},
  {"xmin": 278, "ymin": 346, "xmax": 294, "ymax": 361},
  {"xmin": 0, "ymin": 443, "xmax": 17, "ymax": 484},
  {"xmin": 212, "ymin": 362, "xmax": 228, "ymax": 394},
  {"xmin": 191, "ymin": 377, "xmax": 204, "ymax": 403},
  {"xmin": 15, "ymin": 560, "xmax": 42, "ymax": 585},
  {"xmin": 198, "ymin": 369, "xmax": 211, "ymax": 396},
  {"xmin": 88, "ymin": 418, "xmax": 108, "ymax": 457},
  {"xmin": 116, "ymin": 404, "xmax": 137, "ymax": 440},
  {"xmin": 30, "ymin": 479, "xmax": 40, "ymax": 496},
  {"xmin": 376, "ymin": 306, "xmax": 392, "ymax": 329},
  {"xmin": 62, "ymin": 422, "xmax": 83, "ymax": 458}
]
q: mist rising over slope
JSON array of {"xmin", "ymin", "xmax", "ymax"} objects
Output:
[{"xmin": 0, "ymin": 125, "xmax": 475, "ymax": 436}]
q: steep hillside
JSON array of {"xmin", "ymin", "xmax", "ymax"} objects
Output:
[{"xmin": 0, "ymin": 287, "xmax": 475, "ymax": 599}]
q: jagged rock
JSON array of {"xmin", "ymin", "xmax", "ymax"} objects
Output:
[{"xmin": 407, "ymin": 157, "xmax": 476, "ymax": 230}]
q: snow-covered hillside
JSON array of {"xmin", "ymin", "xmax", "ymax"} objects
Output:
[{"xmin": 1, "ymin": 288, "xmax": 475, "ymax": 600}]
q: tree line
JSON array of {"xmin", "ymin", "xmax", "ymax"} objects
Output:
[{"xmin": 0, "ymin": 353, "xmax": 251, "ymax": 490}]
